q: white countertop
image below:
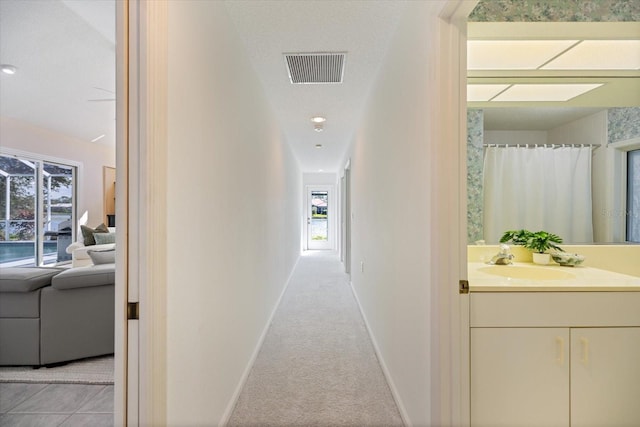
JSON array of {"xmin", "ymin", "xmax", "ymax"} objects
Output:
[{"xmin": 468, "ymin": 262, "xmax": 640, "ymax": 292}]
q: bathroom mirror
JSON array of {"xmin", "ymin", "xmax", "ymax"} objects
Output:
[{"xmin": 466, "ymin": 18, "xmax": 640, "ymax": 245}]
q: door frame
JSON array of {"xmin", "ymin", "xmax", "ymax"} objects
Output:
[
  {"xmin": 304, "ymin": 185, "xmax": 335, "ymax": 250},
  {"xmin": 342, "ymin": 160, "xmax": 351, "ymax": 274},
  {"xmin": 115, "ymin": 0, "xmax": 168, "ymax": 425}
]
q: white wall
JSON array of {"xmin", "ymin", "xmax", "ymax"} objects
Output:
[
  {"xmin": 342, "ymin": 1, "xmax": 457, "ymax": 425},
  {"xmin": 547, "ymin": 110, "xmax": 607, "ymax": 147},
  {"xmin": 0, "ymin": 116, "xmax": 115, "ymax": 230},
  {"xmin": 484, "ymin": 130, "xmax": 547, "ymax": 146},
  {"xmin": 166, "ymin": 2, "xmax": 301, "ymax": 425},
  {"xmin": 303, "ymin": 172, "xmax": 337, "ymax": 186}
]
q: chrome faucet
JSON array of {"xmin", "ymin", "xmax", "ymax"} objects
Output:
[{"xmin": 488, "ymin": 244, "xmax": 514, "ymax": 265}]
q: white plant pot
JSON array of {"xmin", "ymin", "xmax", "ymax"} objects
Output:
[{"xmin": 532, "ymin": 252, "xmax": 551, "ymax": 265}]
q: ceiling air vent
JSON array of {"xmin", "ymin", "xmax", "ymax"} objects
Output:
[{"xmin": 284, "ymin": 52, "xmax": 346, "ymax": 84}]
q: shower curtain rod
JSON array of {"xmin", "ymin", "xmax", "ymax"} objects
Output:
[{"xmin": 483, "ymin": 143, "xmax": 600, "ymax": 151}]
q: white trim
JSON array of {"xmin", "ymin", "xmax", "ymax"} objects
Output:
[
  {"xmin": 126, "ymin": 0, "xmax": 169, "ymax": 425},
  {"xmin": 436, "ymin": 1, "xmax": 476, "ymax": 426},
  {"xmin": 609, "ymin": 137, "xmax": 640, "ymax": 242},
  {"xmin": 609, "ymin": 136, "xmax": 640, "ymax": 151},
  {"xmin": 0, "ymin": 147, "xmax": 83, "ymax": 169},
  {"xmin": 349, "ymin": 281, "xmax": 411, "ymax": 426},
  {"xmin": 114, "ymin": 0, "xmax": 129, "ymax": 425},
  {"xmin": 220, "ymin": 255, "xmax": 302, "ymax": 425},
  {"xmin": 305, "ymin": 185, "xmax": 335, "ymax": 250}
]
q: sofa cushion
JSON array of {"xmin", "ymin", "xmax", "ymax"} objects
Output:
[
  {"xmin": 88, "ymin": 248, "xmax": 116, "ymax": 265},
  {"xmin": 0, "ymin": 267, "xmax": 63, "ymax": 292},
  {"xmin": 80, "ymin": 223, "xmax": 109, "ymax": 246},
  {"xmin": 51, "ymin": 264, "xmax": 115, "ymax": 290},
  {"xmin": 94, "ymin": 232, "xmax": 116, "ymax": 245},
  {"xmin": 72, "ymin": 243, "xmax": 116, "ymax": 261}
]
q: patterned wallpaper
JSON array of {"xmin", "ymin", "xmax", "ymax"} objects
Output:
[
  {"xmin": 467, "ymin": 109, "xmax": 484, "ymax": 243},
  {"xmin": 469, "ymin": 0, "xmax": 640, "ymax": 22},
  {"xmin": 608, "ymin": 108, "xmax": 640, "ymax": 144}
]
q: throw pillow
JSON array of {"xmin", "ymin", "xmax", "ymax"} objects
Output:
[
  {"xmin": 87, "ymin": 248, "xmax": 116, "ymax": 265},
  {"xmin": 80, "ymin": 223, "xmax": 109, "ymax": 246},
  {"xmin": 94, "ymin": 232, "xmax": 117, "ymax": 245}
]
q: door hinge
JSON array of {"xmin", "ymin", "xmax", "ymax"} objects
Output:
[
  {"xmin": 127, "ymin": 302, "xmax": 139, "ymax": 320},
  {"xmin": 459, "ymin": 280, "xmax": 469, "ymax": 294}
]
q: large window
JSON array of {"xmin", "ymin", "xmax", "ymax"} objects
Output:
[
  {"xmin": 0, "ymin": 154, "xmax": 76, "ymax": 266},
  {"xmin": 628, "ymin": 149, "xmax": 640, "ymax": 243}
]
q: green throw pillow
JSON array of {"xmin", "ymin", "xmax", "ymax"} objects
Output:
[
  {"xmin": 94, "ymin": 232, "xmax": 116, "ymax": 245},
  {"xmin": 80, "ymin": 223, "xmax": 109, "ymax": 246}
]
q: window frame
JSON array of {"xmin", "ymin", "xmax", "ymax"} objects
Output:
[{"xmin": 0, "ymin": 148, "xmax": 80, "ymax": 266}]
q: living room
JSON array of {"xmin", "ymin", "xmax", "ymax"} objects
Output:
[{"xmin": 0, "ymin": 0, "xmax": 117, "ymax": 423}]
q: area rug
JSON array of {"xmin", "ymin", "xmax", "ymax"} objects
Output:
[{"xmin": 0, "ymin": 355, "xmax": 114, "ymax": 384}]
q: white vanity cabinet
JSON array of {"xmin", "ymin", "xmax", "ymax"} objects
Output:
[
  {"xmin": 570, "ymin": 327, "xmax": 640, "ymax": 427},
  {"xmin": 470, "ymin": 292, "xmax": 640, "ymax": 427}
]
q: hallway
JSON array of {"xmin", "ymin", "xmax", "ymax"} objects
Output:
[{"xmin": 227, "ymin": 251, "xmax": 404, "ymax": 427}]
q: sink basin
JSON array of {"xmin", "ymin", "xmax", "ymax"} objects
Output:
[{"xmin": 478, "ymin": 265, "xmax": 576, "ymax": 281}]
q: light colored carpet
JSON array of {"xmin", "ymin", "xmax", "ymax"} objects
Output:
[
  {"xmin": 228, "ymin": 251, "xmax": 404, "ymax": 427},
  {"xmin": 0, "ymin": 355, "xmax": 114, "ymax": 384}
]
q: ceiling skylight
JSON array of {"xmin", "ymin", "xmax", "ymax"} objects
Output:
[
  {"xmin": 491, "ymin": 84, "xmax": 604, "ymax": 102},
  {"xmin": 467, "ymin": 84, "xmax": 510, "ymax": 102},
  {"xmin": 541, "ymin": 40, "xmax": 640, "ymax": 70},
  {"xmin": 467, "ymin": 40, "xmax": 578, "ymax": 70}
]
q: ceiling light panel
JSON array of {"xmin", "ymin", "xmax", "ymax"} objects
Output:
[
  {"xmin": 467, "ymin": 84, "xmax": 510, "ymax": 102},
  {"xmin": 492, "ymin": 84, "xmax": 604, "ymax": 102},
  {"xmin": 467, "ymin": 40, "xmax": 578, "ymax": 70},
  {"xmin": 542, "ymin": 40, "xmax": 640, "ymax": 70}
]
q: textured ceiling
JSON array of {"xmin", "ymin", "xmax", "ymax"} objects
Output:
[
  {"xmin": 224, "ymin": 0, "xmax": 407, "ymax": 173},
  {"xmin": 0, "ymin": 0, "xmax": 115, "ymax": 147}
]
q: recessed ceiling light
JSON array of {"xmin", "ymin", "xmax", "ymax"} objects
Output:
[
  {"xmin": 319, "ymin": 169, "xmax": 324, "ymax": 172},
  {"xmin": 311, "ymin": 116, "xmax": 326, "ymax": 123},
  {"xmin": 491, "ymin": 83, "xmax": 604, "ymax": 102},
  {"xmin": 314, "ymin": 123, "xmax": 324, "ymax": 132},
  {"xmin": 1, "ymin": 64, "xmax": 17, "ymax": 75},
  {"xmin": 91, "ymin": 134, "xmax": 106, "ymax": 142},
  {"xmin": 467, "ymin": 84, "xmax": 511, "ymax": 102},
  {"xmin": 315, "ymin": 144, "xmax": 323, "ymax": 149},
  {"xmin": 467, "ymin": 40, "xmax": 578, "ymax": 70},
  {"xmin": 541, "ymin": 40, "xmax": 640, "ymax": 70}
]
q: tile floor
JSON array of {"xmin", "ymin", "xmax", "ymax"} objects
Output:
[{"xmin": 0, "ymin": 383, "xmax": 113, "ymax": 427}]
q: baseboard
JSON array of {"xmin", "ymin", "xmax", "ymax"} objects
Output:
[
  {"xmin": 349, "ymin": 281, "xmax": 412, "ymax": 427},
  {"xmin": 219, "ymin": 254, "xmax": 302, "ymax": 426}
]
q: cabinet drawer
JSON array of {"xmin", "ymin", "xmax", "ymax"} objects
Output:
[{"xmin": 471, "ymin": 292, "xmax": 640, "ymax": 327}]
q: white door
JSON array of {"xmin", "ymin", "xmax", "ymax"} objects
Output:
[
  {"xmin": 471, "ymin": 327, "xmax": 570, "ymax": 427},
  {"xmin": 307, "ymin": 187, "xmax": 331, "ymax": 250},
  {"xmin": 571, "ymin": 327, "xmax": 640, "ymax": 427}
]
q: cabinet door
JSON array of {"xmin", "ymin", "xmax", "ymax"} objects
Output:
[
  {"xmin": 471, "ymin": 328, "xmax": 570, "ymax": 427},
  {"xmin": 571, "ymin": 327, "xmax": 640, "ymax": 427}
]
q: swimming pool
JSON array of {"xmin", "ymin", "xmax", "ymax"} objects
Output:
[{"xmin": 0, "ymin": 241, "xmax": 58, "ymax": 264}]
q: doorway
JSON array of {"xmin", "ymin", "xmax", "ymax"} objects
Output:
[{"xmin": 307, "ymin": 186, "xmax": 332, "ymax": 250}]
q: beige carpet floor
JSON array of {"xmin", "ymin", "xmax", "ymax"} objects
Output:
[{"xmin": 228, "ymin": 251, "xmax": 404, "ymax": 427}]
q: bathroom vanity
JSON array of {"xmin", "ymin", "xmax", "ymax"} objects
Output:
[{"xmin": 468, "ymin": 262, "xmax": 640, "ymax": 427}]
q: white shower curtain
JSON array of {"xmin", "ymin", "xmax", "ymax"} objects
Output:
[{"xmin": 483, "ymin": 145, "xmax": 593, "ymax": 243}]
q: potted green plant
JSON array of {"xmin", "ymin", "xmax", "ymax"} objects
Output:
[{"xmin": 500, "ymin": 229, "xmax": 564, "ymax": 264}]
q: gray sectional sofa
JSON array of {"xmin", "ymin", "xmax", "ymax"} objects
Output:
[{"xmin": 0, "ymin": 264, "xmax": 115, "ymax": 366}]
